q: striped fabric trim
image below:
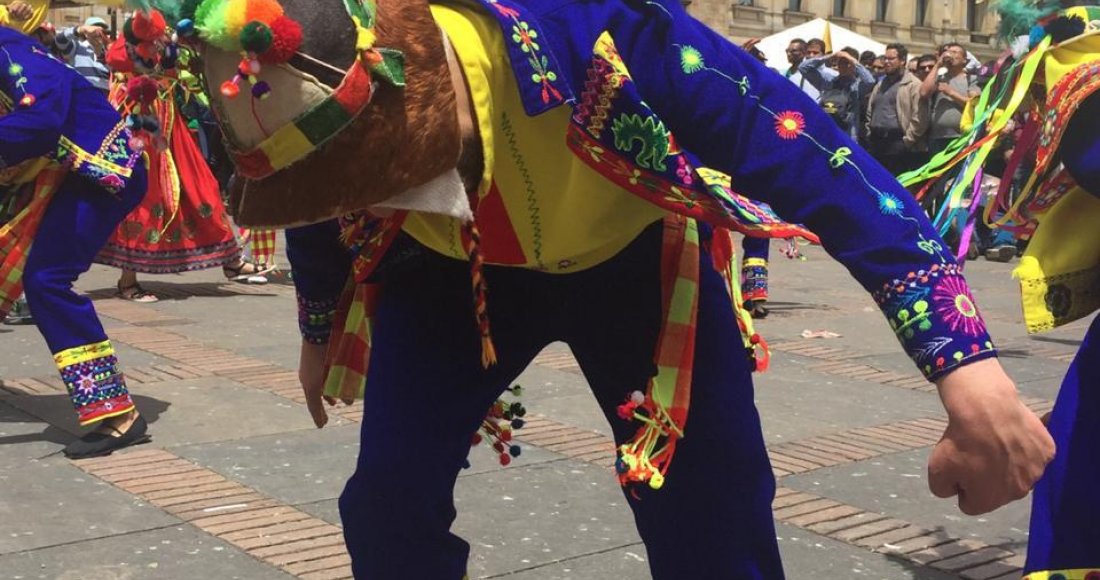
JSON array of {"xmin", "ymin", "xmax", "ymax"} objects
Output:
[
  {"xmin": 231, "ymin": 61, "xmax": 375, "ymax": 180},
  {"xmin": 1023, "ymin": 570, "xmax": 1100, "ymax": 580},
  {"xmin": 617, "ymin": 215, "xmax": 700, "ymax": 490},
  {"xmin": 53, "ymin": 340, "xmax": 116, "ymax": 368},
  {"xmin": 0, "ymin": 165, "xmax": 66, "ymax": 317}
]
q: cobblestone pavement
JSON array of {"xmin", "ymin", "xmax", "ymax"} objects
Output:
[{"xmin": 0, "ymin": 241, "xmax": 1085, "ymax": 579}]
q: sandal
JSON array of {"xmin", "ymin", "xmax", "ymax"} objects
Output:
[
  {"xmin": 116, "ymin": 281, "xmax": 159, "ymax": 303},
  {"xmin": 63, "ymin": 414, "xmax": 151, "ymax": 459},
  {"xmin": 224, "ymin": 261, "xmax": 276, "ymax": 282},
  {"xmin": 744, "ymin": 300, "xmax": 769, "ymax": 320}
]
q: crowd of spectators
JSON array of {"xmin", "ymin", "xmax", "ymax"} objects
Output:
[{"xmin": 762, "ymin": 37, "xmax": 1017, "ymax": 262}]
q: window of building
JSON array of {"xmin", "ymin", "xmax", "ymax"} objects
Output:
[
  {"xmin": 967, "ymin": 0, "xmax": 987, "ymax": 31},
  {"xmin": 915, "ymin": 0, "xmax": 929, "ymax": 26},
  {"xmin": 833, "ymin": 0, "xmax": 846, "ymax": 17},
  {"xmin": 737, "ymin": 0, "xmax": 755, "ymax": 6},
  {"xmin": 788, "ymin": 0, "xmax": 801, "ymax": 10},
  {"xmin": 875, "ymin": 0, "xmax": 890, "ymax": 21}
]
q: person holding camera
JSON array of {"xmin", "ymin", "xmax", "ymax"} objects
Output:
[{"xmin": 920, "ymin": 43, "xmax": 981, "ymax": 155}]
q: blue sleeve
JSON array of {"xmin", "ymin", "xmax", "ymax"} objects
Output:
[
  {"xmin": 610, "ymin": 0, "xmax": 996, "ymax": 380},
  {"xmin": 797, "ymin": 56, "xmax": 831, "ymax": 91},
  {"xmin": 855, "ymin": 63, "xmax": 875, "ymax": 86},
  {"xmin": 285, "ymin": 220, "xmax": 353, "ymax": 345},
  {"xmin": 0, "ymin": 38, "xmax": 69, "ymax": 168}
]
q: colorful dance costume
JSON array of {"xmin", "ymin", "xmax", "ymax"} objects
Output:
[
  {"xmin": 902, "ymin": 3, "xmax": 1100, "ymax": 576},
  {"xmin": 741, "ymin": 235, "xmax": 770, "ymax": 307},
  {"xmin": 93, "ymin": 16, "xmax": 239, "ymax": 274},
  {"xmin": 0, "ymin": 24, "xmax": 146, "ymax": 426},
  {"xmin": 167, "ymin": 0, "xmax": 1000, "ymax": 576}
]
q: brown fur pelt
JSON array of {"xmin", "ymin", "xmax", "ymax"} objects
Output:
[{"xmin": 228, "ymin": 0, "xmax": 461, "ymax": 228}]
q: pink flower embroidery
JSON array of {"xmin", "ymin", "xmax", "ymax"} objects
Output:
[
  {"xmin": 775, "ymin": 111, "xmax": 805, "ymax": 140},
  {"xmin": 933, "ymin": 275, "xmax": 985, "ymax": 337}
]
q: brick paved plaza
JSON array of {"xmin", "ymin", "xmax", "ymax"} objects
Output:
[{"xmin": 0, "ymin": 242, "xmax": 1083, "ymax": 579}]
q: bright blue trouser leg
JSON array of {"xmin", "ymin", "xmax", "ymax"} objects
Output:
[
  {"xmin": 1025, "ymin": 316, "xmax": 1100, "ymax": 575},
  {"xmin": 22, "ymin": 168, "xmax": 147, "ymax": 424},
  {"xmin": 339, "ymin": 223, "xmax": 781, "ymax": 579}
]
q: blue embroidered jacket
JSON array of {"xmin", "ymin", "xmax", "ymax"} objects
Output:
[
  {"xmin": 289, "ymin": 0, "xmax": 997, "ymax": 380},
  {"xmin": 0, "ymin": 28, "xmax": 138, "ymax": 192}
]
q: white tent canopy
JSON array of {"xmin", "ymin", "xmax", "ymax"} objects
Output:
[{"xmin": 756, "ymin": 19, "xmax": 886, "ymax": 72}]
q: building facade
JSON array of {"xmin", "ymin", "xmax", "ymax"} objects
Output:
[{"xmin": 685, "ymin": 0, "xmax": 1001, "ymax": 60}]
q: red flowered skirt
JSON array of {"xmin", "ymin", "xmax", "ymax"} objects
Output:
[{"xmin": 96, "ymin": 108, "xmax": 239, "ymax": 273}]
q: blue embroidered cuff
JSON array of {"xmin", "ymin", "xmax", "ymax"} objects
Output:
[
  {"xmin": 872, "ymin": 262, "xmax": 997, "ymax": 381},
  {"xmin": 297, "ymin": 294, "xmax": 338, "ymax": 345}
]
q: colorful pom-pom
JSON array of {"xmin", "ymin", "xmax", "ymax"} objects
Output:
[
  {"xmin": 135, "ymin": 41, "xmax": 158, "ymax": 62},
  {"xmin": 8, "ymin": 62, "xmax": 22, "ymax": 76},
  {"xmin": 18, "ymin": 94, "xmax": 35, "ymax": 107},
  {"xmin": 240, "ymin": 21, "xmax": 273, "ymax": 53},
  {"xmin": 499, "ymin": 453, "xmax": 512, "ymax": 466},
  {"xmin": 251, "ymin": 81, "xmax": 272, "ymax": 100},
  {"xmin": 177, "ymin": 18, "xmax": 196, "ymax": 37},
  {"xmin": 131, "ymin": 9, "xmax": 167, "ymax": 42},
  {"xmin": 126, "ymin": 76, "xmax": 159, "ymax": 106},
  {"xmin": 220, "ymin": 80, "xmax": 241, "ymax": 99},
  {"xmin": 509, "ymin": 445, "xmax": 521, "ymax": 458},
  {"xmin": 259, "ymin": 15, "xmax": 302, "ymax": 64},
  {"xmin": 128, "ymin": 135, "xmax": 146, "ymax": 152}
]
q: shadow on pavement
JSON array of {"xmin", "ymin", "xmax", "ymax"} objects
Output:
[
  {"xmin": 0, "ymin": 395, "xmax": 171, "ymax": 447},
  {"xmin": 83, "ymin": 282, "xmax": 281, "ymax": 301}
]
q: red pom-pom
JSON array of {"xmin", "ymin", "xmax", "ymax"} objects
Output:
[
  {"xmin": 499, "ymin": 453, "xmax": 512, "ymax": 466},
  {"xmin": 126, "ymin": 76, "xmax": 159, "ymax": 106},
  {"xmin": 500, "ymin": 430, "xmax": 512, "ymax": 442},
  {"xmin": 470, "ymin": 433, "xmax": 483, "ymax": 446},
  {"xmin": 259, "ymin": 16, "xmax": 302, "ymax": 64},
  {"xmin": 135, "ymin": 41, "xmax": 158, "ymax": 62},
  {"xmin": 131, "ymin": 9, "xmax": 167, "ymax": 42},
  {"xmin": 616, "ymin": 402, "xmax": 637, "ymax": 420},
  {"xmin": 220, "ymin": 80, "xmax": 241, "ymax": 99}
]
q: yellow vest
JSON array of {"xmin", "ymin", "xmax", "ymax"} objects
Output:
[{"xmin": 402, "ymin": 3, "xmax": 665, "ymax": 273}]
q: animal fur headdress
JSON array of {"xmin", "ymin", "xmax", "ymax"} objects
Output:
[{"xmin": 108, "ymin": 0, "xmax": 462, "ymax": 227}]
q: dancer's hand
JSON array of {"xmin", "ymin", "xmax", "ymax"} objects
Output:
[
  {"xmin": 299, "ymin": 340, "xmax": 335, "ymax": 428},
  {"xmin": 6, "ymin": 1, "xmax": 33, "ymax": 20},
  {"xmin": 928, "ymin": 358, "xmax": 1055, "ymax": 515}
]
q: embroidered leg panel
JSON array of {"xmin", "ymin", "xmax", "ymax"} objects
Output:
[
  {"xmin": 54, "ymin": 340, "xmax": 134, "ymax": 426},
  {"xmin": 740, "ymin": 257, "xmax": 769, "ymax": 303}
]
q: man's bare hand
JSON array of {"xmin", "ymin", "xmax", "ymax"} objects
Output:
[
  {"xmin": 740, "ymin": 38, "xmax": 762, "ymax": 52},
  {"xmin": 929, "ymin": 359, "xmax": 1054, "ymax": 515},
  {"xmin": 299, "ymin": 340, "xmax": 336, "ymax": 428},
  {"xmin": 6, "ymin": 1, "xmax": 33, "ymax": 21}
]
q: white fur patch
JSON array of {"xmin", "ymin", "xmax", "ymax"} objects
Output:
[{"xmin": 372, "ymin": 170, "xmax": 472, "ymax": 221}]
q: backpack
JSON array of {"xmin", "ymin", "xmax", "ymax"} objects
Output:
[{"xmin": 819, "ymin": 86, "xmax": 855, "ymax": 132}]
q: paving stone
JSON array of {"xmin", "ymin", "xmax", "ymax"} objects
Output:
[
  {"xmin": 0, "ymin": 462, "xmax": 179, "ymax": 553},
  {"xmin": 782, "ymin": 449, "xmax": 1032, "ymax": 551},
  {"xmin": 0, "ymin": 525, "xmax": 294, "ymax": 579}
]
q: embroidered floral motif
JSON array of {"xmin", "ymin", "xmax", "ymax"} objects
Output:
[
  {"xmin": 55, "ymin": 341, "xmax": 133, "ymax": 425},
  {"xmin": 774, "ymin": 111, "xmax": 805, "ymax": 140},
  {"xmin": 878, "ymin": 192, "xmax": 904, "ymax": 216},
  {"xmin": 488, "ymin": 0, "xmax": 563, "ymax": 105},
  {"xmin": 679, "ymin": 46, "xmax": 705, "ymax": 74},
  {"xmin": 934, "ymin": 275, "xmax": 984, "ymax": 337},
  {"xmin": 874, "ymin": 263, "xmax": 995, "ymax": 378}
]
